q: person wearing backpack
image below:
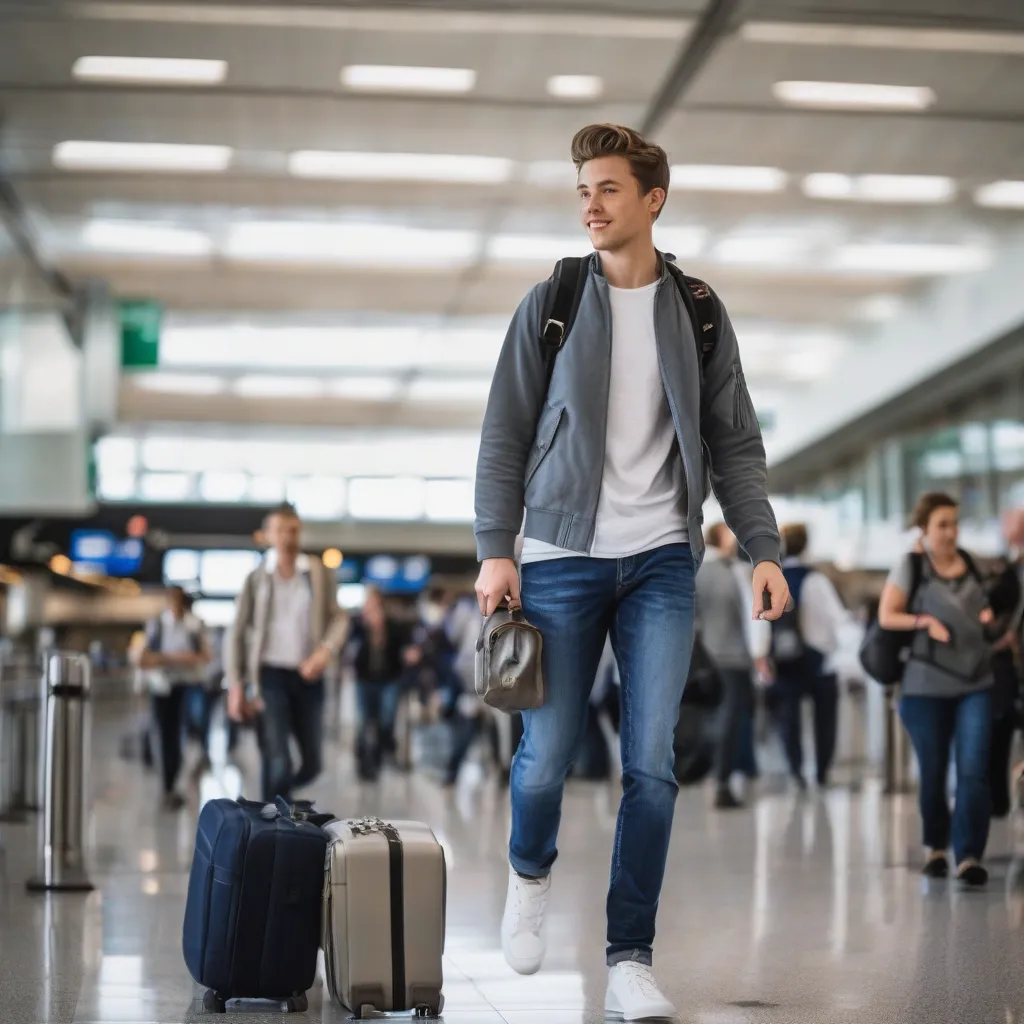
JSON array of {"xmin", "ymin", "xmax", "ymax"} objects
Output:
[
  {"xmin": 137, "ymin": 585, "xmax": 211, "ymax": 810},
  {"xmin": 878, "ymin": 492, "xmax": 996, "ymax": 886},
  {"xmin": 473, "ymin": 123, "xmax": 789, "ymax": 1021},
  {"xmin": 768, "ymin": 524, "xmax": 850, "ymax": 792}
]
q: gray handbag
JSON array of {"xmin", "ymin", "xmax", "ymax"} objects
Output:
[{"xmin": 474, "ymin": 605, "xmax": 545, "ymax": 712}]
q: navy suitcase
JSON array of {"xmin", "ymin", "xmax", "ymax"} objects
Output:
[{"xmin": 183, "ymin": 797, "xmax": 331, "ymax": 1013}]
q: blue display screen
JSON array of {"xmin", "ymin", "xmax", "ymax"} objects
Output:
[{"xmin": 69, "ymin": 530, "xmax": 144, "ymax": 576}]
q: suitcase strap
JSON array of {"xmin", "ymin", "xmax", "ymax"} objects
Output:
[{"xmin": 349, "ymin": 818, "xmax": 406, "ymax": 1009}]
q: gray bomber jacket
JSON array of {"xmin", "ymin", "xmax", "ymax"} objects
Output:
[{"xmin": 474, "ymin": 254, "xmax": 781, "ymax": 570}]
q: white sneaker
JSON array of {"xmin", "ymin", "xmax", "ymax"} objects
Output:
[
  {"xmin": 605, "ymin": 961, "xmax": 677, "ymax": 1021},
  {"xmin": 500, "ymin": 866, "xmax": 550, "ymax": 975}
]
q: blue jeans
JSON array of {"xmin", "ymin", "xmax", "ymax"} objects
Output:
[
  {"xmin": 899, "ymin": 690, "xmax": 992, "ymax": 863},
  {"xmin": 356, "ymin": 680, "xmax": 402, "ymax": 754},
  {"xmin": 258, "ymin": 666, "xmax": 325, "ymax": 802},
  {"xmin": 512, "ymin": 543, "xmax": 696, "ymax": 967}
]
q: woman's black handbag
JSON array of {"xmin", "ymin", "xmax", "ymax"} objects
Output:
[{"xmin": 858, "ymin": 552, "xmax": 924, "ymax": 685}]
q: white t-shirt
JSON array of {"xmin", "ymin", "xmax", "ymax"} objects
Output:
[
  {"xmin": 261, "ymin": 570, "xmax": 312, "ymax": 669},
  {"xmin": 521, "ymin": 279, "xmax": 688, "ymax": 564}
]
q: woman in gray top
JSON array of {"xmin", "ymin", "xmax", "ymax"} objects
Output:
[{"xmin": 879, "ymin": 492, "xmax": 995, "ymax": 886}]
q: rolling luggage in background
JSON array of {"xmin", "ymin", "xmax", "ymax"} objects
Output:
[
  {"xmin": 183, "ymin": 797, "xmax": 331, "ymax": 1013},
  {"xmin": 323, "ymin": 817, "xmax": 445, "ymax": 1019}
]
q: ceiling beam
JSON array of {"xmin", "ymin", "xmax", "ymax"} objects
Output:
[{"xmin": 640, "ymin": 0, "xmax": 744, "ymax": 136}]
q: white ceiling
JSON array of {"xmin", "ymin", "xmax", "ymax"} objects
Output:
[{"xmin": 3, "ymin": 0, "xmax": 1024, "ymax": 443}]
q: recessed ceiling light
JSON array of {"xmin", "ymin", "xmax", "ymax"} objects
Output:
[
  {"xmin": 82, "ymin": 220, "xmax": 213, "ymax": 255},
  {"xmin": 130, "ymin": 373, "xmax": 225, "ymax": 395},
  {"xmin": 72, "ymin": 55, "xmax": 227, "ymax": 84},
  {"xmin": 773, "ymin": 80, "xmax": 935, "ymax": 110},
  {"xmin": 713, "ymin": 234, "xmax": 811, "ymax": 265},
  {"xmin": 341, "ymin": 64, "xmax": 476, "ymax": 94},
  {"xmin": 803, "ymin": 173, "xmax": 955, "ymax": 203},
  {"xmin": 670, "ymin": 164, "xmax": 787, "ymax": 192},
  {"xmin": 288, "ymin": 150, "xmax": 513, "ymax": 184},
  {"xmin": 974, "ymin": 180, "xmax": 1024, "ymax": 209},
  {"xmin": 742, "ymin": 21, "xmax": 1024, "ymax": 56},
  {"xmin": 546, "ymin": 74, "xmax": 603, "ymax": 99},
  {"xmin": 832, "ymin": 243, "xmax": 991, "ymax": 275},
  {"xmin": 224, "ymin": 222, "xmax": 479, "ymax": 268},
  {"xmin": 53, "ymin": 140, "xmax": 232, "ymax": 172}
]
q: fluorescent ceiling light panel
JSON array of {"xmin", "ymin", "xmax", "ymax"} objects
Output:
[
  {"xmin": 161, "ymin": 324, "xmax": 425, "ymax": 370},
  {"xmin": 653, "ymin": 226, "xmax": 707, "ymax": 259},
  {"xmin": 224, "ymin": 222, "xmax": 478, "ymax": 267},
  {"xmin": 232, "ymin": 376, "xmax": 326, "ymax": 398},
  {"xmin": 341, "ymin": 64, "xmax": 475, "ymax": 93},
  {"xmin": 671, "ymin": 164, "xmax": 787, "ymax": 193},
  {"xmin": 131, "ymin": 373, "xmax": 225, "ymax": 395},
  {"xmin": 975, "ymin": 180, "xmax": 1024, "ymax": 209},
  {"xmin": 288, "ymin": 150, "xmax": 512, "ymax": 184},
  {"xmin": 82, "ymin": 219, "xmax": 213, "ymax": 255},
  {"xmin": 418, "ymin": 328, "xmax": 504, "ymax": 372},
  {"xmin": 833, "ymin": 243, "xmax": 991, "ymax": 275},
  {"xmin": 327, "ymin": 377, "xmax": 401, "ymax": 400},
  {"xmin": 713, "ymin": 234, "xmax": 810, "ymax": 265},
  {"xmin": 741, "ymin": 21, "xmax": 1024, "ymax": 56},
  {"xmin": 488, "ymin": 234, "xmax": 593, "ymax": 263},
  {"xmin": 199, "ymin": 471, "xmax": 248, "ymax": 502},
  {"xmin": 773, "ymin": 80, "xmax": 935, "ymax": 110},
  {"xmin": 53, "ymin": 140, "xmax": 232, "ymax": 172},
  {"xmin": 139, "ymin": 472, "xmax": 192, "ymax": 501},
  {"xmin": 407, "ymin": 377, "xmax": 493, "ymax": 403},
  {"xmin": 546, "ymin": 74, "xmax": 603, "ymax": 99},
  {"xmin": 803, "ymin": 173, "xmax": 955, "ymax": 203},
  {"xmin": 347, "ymin": 477, "xmax": 425, "ymax": 521},
  {"xmin": 526, "ymin": 160, "xmax": 578, "ymax": 188},
  {"xmin": 72, "ymin": 55, "xmax": 227, "ymax": 84}
]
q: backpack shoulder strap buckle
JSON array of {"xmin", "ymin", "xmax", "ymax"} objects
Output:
[{"xmin": 541, "ymin": 318, "xmax": 566, "ymax": 349}]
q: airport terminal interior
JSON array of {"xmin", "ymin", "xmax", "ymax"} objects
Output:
[{"xmin": 3, "ymin": 0, "xmax": 1024, "ymax": 1021}]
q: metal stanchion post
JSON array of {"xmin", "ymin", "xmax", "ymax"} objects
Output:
[{"xmin": 26, "ymin": 652, "xmax": 94, "ymax": 893}]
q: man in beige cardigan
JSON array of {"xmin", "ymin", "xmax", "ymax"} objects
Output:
[{"xmin": 226, "ymin": 503, "xmax": 349, "ymax": 801}]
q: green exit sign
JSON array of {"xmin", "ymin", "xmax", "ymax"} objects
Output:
[{"xmin": 119, "ymin": 299, "xmax": 163, "ymax": 369}]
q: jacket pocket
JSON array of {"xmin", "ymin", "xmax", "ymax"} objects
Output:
[
  {"xmin": 732, "ymin": 364, "xmax": 758, "ymax": 433},
  {"xmin": 525, "ymin": 405, "xmax": 564, "ymax": 488}
]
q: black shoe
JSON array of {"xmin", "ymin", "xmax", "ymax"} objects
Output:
[
  {"xmin": 956, "ymin": 861, "xmax": 988, "ymax": 887},
  {"xmin": 714, "ymin": 787, "xmax": 744, "ymax": 810},
  {"xmin": 922, "ymin": 853, "xmax": 949, "ymax": 879}
]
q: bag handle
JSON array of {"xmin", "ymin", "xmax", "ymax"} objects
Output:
[{"xmin": 476, "ymin": 602, "xmax": 524, "ymax": 652}]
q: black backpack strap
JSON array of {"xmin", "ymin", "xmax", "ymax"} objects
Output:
[
  {"xmin": 664, "ymin": 259, "xmax": 717, "ymax": 378},
  {"xmin": 907, "ymin": 551, "xmax": 925, "ymax": 607},
  {"xmin": 958, "ymin": 548, "xmax": 983, "ymax": 586},
  {"xmin": 539, "ymin": 254, "xmax": 591, "ymax": 393}
]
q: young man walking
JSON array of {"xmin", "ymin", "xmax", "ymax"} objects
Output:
[
  {"xmin": 474, "ymin": 124, "xmax": 789, "ymax": 1020},
  {"xmin": 226, "ymin": 503, "xmax": 349, "ymax": 802}
]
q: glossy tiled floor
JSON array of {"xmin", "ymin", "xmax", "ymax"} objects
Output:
[{"xmin": 4, "ymin": 699, "xmax": 1024, "ymax": 1024}]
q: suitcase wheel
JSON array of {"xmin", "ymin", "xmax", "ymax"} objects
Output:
[
  {"xmin": 286, "ymin": 994, "xmax": 309, "ymax": 1013},
  {"xmin": 414, "ymin": 995, "xmax": 443, "ymax": 1018},
  {"xmin": 202, "ymin": 990, "xmax": 227, "ymax": 1013}
]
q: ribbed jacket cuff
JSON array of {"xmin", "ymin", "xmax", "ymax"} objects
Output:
[
  {"xmin": 475, "ymin": 529, "xmax": 518, "ymax": 561},
  {"xmin": 745, "ymin": 534, "xmax": 782, "ymax": 567}
]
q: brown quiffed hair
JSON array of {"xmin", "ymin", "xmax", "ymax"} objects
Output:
[
  {"xmin": 911, "ymin": 492, "xmax": 959, "ymax": 531},
  {"xmin": 781, "ymin": 523, "xmax": 809, "ymax": 559},
  {"xmin": 570, "ymin": 124, "xmax": 670, "ymax": 219}
]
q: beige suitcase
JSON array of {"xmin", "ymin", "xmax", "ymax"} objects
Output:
[{"xmin": 322, "ymin": 817, "xmax": 445, "ymax": 1019}]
